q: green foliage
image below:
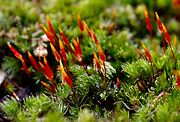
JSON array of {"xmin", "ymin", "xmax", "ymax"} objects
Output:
[
  {"xmin": 0, "ymin": 97, "xmax": 19, "ymax": 120},
  {"xmin": 44, "ymin": 111, "xmax": 67, "ymax": 122},
  {"xmin": 78, "ymin": 109, "xmax": 95, "ymax": 122},
  {"xmin": 22, "ymin": 94, "xmax": 52, "ymax": 119},
  {"xmin": 2, "ymin": 56, "xmax": 21, "ymax": 78},
  {"xmin": 122, "ymin": 59, "xmax": 152, "ymax": 79}
]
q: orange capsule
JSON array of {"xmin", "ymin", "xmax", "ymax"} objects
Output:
[
  {"xmin": 40, "ymin": 24, "xmax": 56, "ymax": 46},
  {"xmin": 77, "ymin": 14, "xmax": 84, "ymax": 32},
  {"xmin": 46, "ymin": 16, "xmax": 55, "ymax": 36},
  {"xmin": 97, "ymin": 44, "xmax": 106, "ymax": 62},
  {"xmin": 144, "ymin": 6, "xmax": 153, "ymax": 37},
  {"xmin": 59, "ymin": 39, "xmax": 67, "ymax": 63},
  {"xmin": 155, "ymin": 12, "xmax": 163, "ymax": 33},
  {"xmin": 59, "ymin": 28, "xmax": 69, "ymax": 46},
  {"xmin": 7, "ymin": 42, "xmax": 23, "ymax": 60},
  {"xmin": 162, "ymin": 23, "xmax": 171, "ymax": 44},
  {"xmin": 83, "ymin": 21, "xmax": 92, "ymax": 39},
  {"xmin": 142, "ymin": 43, "xmax": 152, "ymax": 62},
  {"xmin": 28, "ymin": 51, "xmax": 39, "ymax": 71},
  {"xmin": 50, "ymin": 43, "xmax": 61, "ymax": 62}
]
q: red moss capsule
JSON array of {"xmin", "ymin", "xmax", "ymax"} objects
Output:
[
  {"xmin": 39, "ymin": 57, "xmax": 54, "ymax": 81},
  {"xmin": 59, "ymin": 39, "xmax": 67, "ymax": 63},
  {"xmin": 40, "ymin": 24, "xmax": 56, "ymax": 46},
  {"xmin": 93, "ymin": 52, "xmax": 101, "ymax": 71},
  {"xmin": 91, "ymin": 30, "xmax": 99, "ymax": 45},
  {"xmin": 59, "ymin": 28, "xmax": 69, "ymax": 46},
  {"xmin": 97, "ymin": 44, "xmax": 106, "ymax": 62},
  {"xmin": 77, "ymin": 14, "xmax": 84, "ymax": 32},
  {"xmin": 83, "ymin": 21, "xmax": 92, "ymax": 39},
  {"xmin": 7, "ymin": 42, "xmax": 23, "ymax": 60},
  {"xmin": 21, "ymin": 59, "xmax": 30, "ymax": 76},
  {"xmin": 46, "ymin": 16, "xmax": 55, "ymax": 36},
  {"xmin": 59, "ymin": 61, "xmax": 72, "ymax": 88},
  {"xmin": 162, "ymin": 23, "xmax": 171, "ymax": 44},
  {"xmin": 28, "ymin": 51, "xmax": 39, "ymax": 71},
  {"xmin": 50, "ymin": 43, "xmax": 61, "ymax": 62},
  {"xmin": 73, "ymin": 38, "xmax": 82, "ymax": 57},
  {"xmin": 144, "ymin": 6, "xmax": 153, "ymax": 37},
  {"xmin": 142, "ymin": 43, "xmax": 152, "ymax": 62},
  {"xmin": 155, "ymin": 12, "xmax": 163, "ymax": 33},
  {"xmin": 70, "ymin": 43, "xmax": 82, "ymax": 62}
]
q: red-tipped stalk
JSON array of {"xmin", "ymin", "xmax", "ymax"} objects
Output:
[
  {"xmin": 58, "ymin": 61, "xmax": 73, "ymax": 88},
  {"xmin": 70, "ymin": 43, "xmax": 82, "ymax": 62},
  {"xmin": 91, "ymin": 30, "xmax": 99, "ymax": 45},
  {"xmin": 59, "ymin": 28, "xmax": 69, "ymax": 46},
  {"xmin": 155, "ymin": 12, "xmax": 163, "ymax": 33},
  {"xmin": 43, "ymin": 57, "xmax": 54, "ymax": 80},
  {"xmin": 7, "ymin": 42, "xmax": 30, "ymax": 76},
  {"xmin": 93, "ymin": 52, "xmax": 101, "ymax": 71},
  {"xmin": 50, "ymin": 43, "xmax": 61, "ymax": 62},
  {"xmin": 21, "ymin": 59, "xmax": 30, "ymax": 76},
  {"xmin": 97, "ymin": 44, "xmax": 106, "ymax": 82},
  {"xmin": 59, "ymin": 39, "xmax": 67, "ymax": 64},
  {"xmin": 40, "ymin": 24, "xmax": 56, "ymax": 46},
  {"xmin": 97, "ymin": 44, "xmax": 106, "ymax": 63},
  {"xmin": 142, "ymin": 43, "xmax": 152, "ymax": 62},
  {"xmin": 142, "ymin": 43, "xmax": 154, "ymax": 81},
  {"xmin": 162, "ymin": 23, "xmax": 175, "ymax": 58},
  {"xmin": 59, "ymin": 28, "xmax": 76, "ymax": 63},
  {"xmin": 39, "ymin": 57, "xmax": 55, "ymax": 93},
  {"xmin": 144, "ymin": 6, "xmax": 153, "ymax": 38},
  {"xmin": 70, "ymin": 43, "xmax": 89, "ymax": 75},
  {"xmin": 28, "ymin": 51, "xmax": 39, "ymax": 71},
  {"xmin": 83, "ymin": 21, "xmax": 92, "ymax": 39},
  {"xmin": 39, "ymin": 57, "xmax": 54, "ymax": 81},
  {"xmin": 77, "ymin": 14, "xmax": 84, "ymax": 32},
  {"xmin": 46, "ymin": 16, "xmax": 55, "ymax": 36},
  {"xmin": 7, "ymin": 42, "xmax": 23, "ymax": 60},
  {"xmin": 73, "ymin": 38, "xmax": 82, "ymax": 57}
]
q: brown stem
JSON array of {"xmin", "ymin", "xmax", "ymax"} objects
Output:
[
  {"xmin": 80, "ymin": 61, "xmax": 89, "ymax": 76},
  {"xmin": 162, "ymin": 34, "xmax": 166, "ymax": 53},
  {"xmin": 51, "ymin": 79, "xmax": 56, "ymax": 94},
  {"xmin": 68, "ymin": 46, "xmax": 76, "ymax": 64},
  {"xmin": 169, "ymin": 44, "xmax": 175, "ymax": 59},
  {"xmin": 150, "ymin": 62, "xmax": 155, "ymax": 81},
  {"xmin": 103, "ymin": 62, "xmax": 106, "ymax": 83}
]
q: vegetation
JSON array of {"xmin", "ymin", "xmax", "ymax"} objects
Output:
[{"xmin": 0, "ymin": 0, "xmax": 180, "ymax": 121}]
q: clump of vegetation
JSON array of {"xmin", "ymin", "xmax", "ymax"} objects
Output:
[{"xmin": 0, "ymin": 0, "xmax": 180, "ymax": 121}]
